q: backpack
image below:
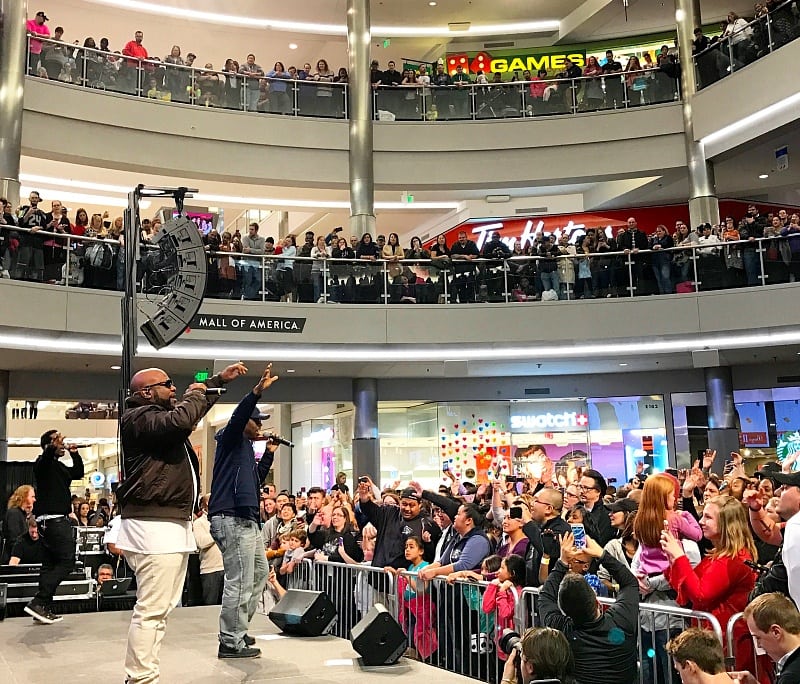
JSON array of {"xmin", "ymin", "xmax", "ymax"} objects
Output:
[
  {"xmin": 87, "ymin": 242, "xmax": 114, "ymax": 270},
  {"xmin": 523, "ymin": 537, "xmax": 543, "ymax": 587}
]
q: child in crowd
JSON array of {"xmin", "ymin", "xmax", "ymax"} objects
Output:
[
  {"xmin": 482, "ymin": 554, "xmax": 526, "ymax": 660},
  {"xmin": 385, "ymin": 536, "xmax": 429, "ymax": 599},
  {"xmin": 634, "ymin": 473, "xmax": 702, "ymax": 575},
  {"xmin": 279, "ymin": 530, "xmax": 307, "ymax": 576}
]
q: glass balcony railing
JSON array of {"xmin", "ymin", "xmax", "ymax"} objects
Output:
[
  {"xmin": 2, "ymin": 224, "xmax": 799, "ymax": 304},
  {"xmin": 26, "ymin": 35, "xmax": 680, "ymax": 122},
  {"xmin": 693, "ymin": 0, "xmax": 800, "ymax": 89}
]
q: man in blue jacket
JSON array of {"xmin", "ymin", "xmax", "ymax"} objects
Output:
[{"xmin": 209, "ymin": 364, "xmax": 281, "ymax": 659}]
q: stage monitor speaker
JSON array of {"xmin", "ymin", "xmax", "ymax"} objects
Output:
[
  {"xmin": 268, "ymin": 589, "xmax": 337, "ymax": 637},
  {"xmin": 349, "ymin": 603, "xmax": 406, "ymax": 666},
  {"xmin": 139, "ymin": 215, "xmax": 207, "ymax": 349}
]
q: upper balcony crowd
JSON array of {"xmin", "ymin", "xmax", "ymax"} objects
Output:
[
  {"xmin": 20, "ymin": 1, "xmax": 800, "ymax": 123},
  {"xmin": 1, "ymin": 191, "xmax": 799, "ymax": 305}
]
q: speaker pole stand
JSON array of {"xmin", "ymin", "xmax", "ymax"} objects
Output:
[{"xmin": 118, "ymin": 185, "xmax": 198, "ymax": 477}]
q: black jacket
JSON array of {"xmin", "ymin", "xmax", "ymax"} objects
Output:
[
  {"xmin": 540, "ymin": 552, "xmax": 639, "ymax": 684},
  {"xmin": 778, "ymin": 647, "xmax": 800, "ymax": 684},
  {"xmin": 523, "ymin": 516, "xmax": 572, "ymax": 580},
  {"xmin": 33, "ymin": 445, "xmax": 84, "ymax": 516},
  {"xmin": 1, "ymin": 507, "xmax": 28, "ymax": 563},
  {"xmin": 361, "ymin": 498, "xmax": 441, "ymax": 569},
  {"xmin": 583, "ymin": 501, "xmax": 615, "ymax": 547},
  {"xmin": 208, "ymin": 390, "xmax": 274, "ymax": 523},
  {"xmin": 618, "ymin": 228, "xmax": 649, "ymax": 252},
  {"xmin": 118, "ymin": 375, "xmax": 222, "ymax": 521}
]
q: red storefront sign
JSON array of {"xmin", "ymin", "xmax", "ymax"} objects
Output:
[
  {"xmin": 429, "ymin": 200, "xmax": 798, "ymax": 251},
  {"xmin": 740, "ymin": 432, "xmax": 769, "ymax": 446}
]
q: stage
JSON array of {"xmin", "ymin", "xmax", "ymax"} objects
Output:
[{"xmin": 0, "ymin": 605, "xmax": 477, "ymax": 683}]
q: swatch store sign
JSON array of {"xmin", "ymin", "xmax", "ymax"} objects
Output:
[{"xmin": 510, "ymin": 409, "xmax": 589, "ymax": 433}]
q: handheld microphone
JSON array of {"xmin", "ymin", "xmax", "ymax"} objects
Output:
[
  {"xmin": 266, "ymin": 434, "xmax": 294, "ymax": 448},
  {"xmin": 205, "ymin": 388, "xmax": 228, "ymax": 396}
]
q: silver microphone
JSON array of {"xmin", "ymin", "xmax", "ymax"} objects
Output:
[{"xmin": 205, "ymin": 388, "xmax": 228, "ymax": 396}]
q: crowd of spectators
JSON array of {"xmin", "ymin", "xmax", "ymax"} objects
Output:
[
  {"xmin": 693, "ymin": 1, "xmax": 800, "ymax": 88},
  {"xmin": 6, "ymin": 426, "xmax": 800, "ymax": 682},
  {"xmin": 2, "ymin": 192, "xmax": 799, "ymax": 304},
  {"xmin": 23, "ymin": 2, "xmax": 800, "ymax": 123}
]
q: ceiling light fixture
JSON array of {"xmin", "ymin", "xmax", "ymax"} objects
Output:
[
  {"xmin": 19, "ymin": 186, "xmax": 149, "ymax": 209},
  {"xmin": 286, "ymin": 369, "xmax": 296, "ymax": 373},
  {"xmin": 110, "ymin": 365, "xmax": 121, "ymax": 370},
  {"xmin": 82, "ymin": 0, "xmax": 559, "ymax": 37},
  {"xmin": 429, "ymin": 1, "xmax": 437, "ymax": 5},
  {"xmin": 619, "ymin": 363, "xmax": 628, "ymax": 367},
  {"xmin": 758, "ymin": 174, "xmax": 769, "ymax": 179},
  {"xmin": 19, "ymin": 175, "xmax": 458, "ymax": 212},
  {"xmin": 289, "ymin": 43, "xmax": 298, "ymax": 50}
]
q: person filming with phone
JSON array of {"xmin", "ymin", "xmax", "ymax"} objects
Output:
[{"xmin": 539, "ymin": 530, "xmax": 639, "ymax": 684}]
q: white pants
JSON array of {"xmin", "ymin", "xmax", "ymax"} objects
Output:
[{"xmin": 124, "ymin": 551, "xmax": 189, "ymax": 684}]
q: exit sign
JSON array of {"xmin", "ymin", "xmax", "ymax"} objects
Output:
[{"xmin": 194, "ymin": 370, "xmax": 210, "ymax": 382}]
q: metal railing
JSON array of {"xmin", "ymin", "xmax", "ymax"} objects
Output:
[
  {"xmin": 264, "ymin": 560, "xmax": 760, "ymax": 684},
  {"xmin": 693, "ymin": 0, "xmax": 800, "ymax": 89},
  {"xmin": 3, "ymin": 224, "xmax": 799, "ymax": 303},
  {"xmin": 25, "ymin": 35, "xmax": 681, "ymax": 121}
]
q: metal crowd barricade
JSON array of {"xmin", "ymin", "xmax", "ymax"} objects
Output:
[
  {"xmin": 285, "ymin": 557, "xmax": 314, "ymax": 591},
  {"xmin": 726, "ymin": 611, "xmax": 762, "ymax": 679},
  {"xmin": 310, "ymin": 560, "xmax": 396, "ymax": 640},
  {"xmin": 517, "ymin": 585, "xmax": 723, "ymax": 684}
]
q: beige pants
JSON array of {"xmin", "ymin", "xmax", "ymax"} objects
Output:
[{"xmin": 124, "ymin": 551, "xmax": 189, "ymax": 684}]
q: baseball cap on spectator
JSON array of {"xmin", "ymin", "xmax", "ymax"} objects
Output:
[
  {"xmin": 608, "ymin": 498, "xmax": 638, "ymax": 514},
  {"xmin": 770, "ymin": 470, "xmax": 800, "ymax": 488},
  {"xmin": 400, "ymin": 487, "xmax": 421, "ymax": 502},
  {"xmin": 36, "ymin": 11, "xmax": 49, "ymax": 20},
  {"xmin": 755, "ymin": 462, "xmax": 781, "ymax": 477}
]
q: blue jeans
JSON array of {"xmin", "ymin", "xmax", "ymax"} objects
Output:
[
  {"xmin": 540, "ymin": 270, "xmax": 561, "ymax": 298},
  {"xmin": 653, "ymin": 260, "xmax": 673, "ymax": 294},
  {"xmin": 742, "ymin": 249, "xmax": 761, "ymax": 285},
  {"xmin": 210, "ymin": 515, "xmax": 269, "ymax": 650},
  {"xmin": 242, "ymin": 264, "xmax": 261, "ymax": 300}
]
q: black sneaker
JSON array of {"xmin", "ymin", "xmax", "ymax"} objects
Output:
[
  {"xmin": 243, "ymin": 634, "xmax": 256, "ymax": 646},
  {"xmin": 24, "ymin": 602, "xmax": 63, "ymax": 624},
  {"xmin": 218, "ymin": 644, "xmax": 261, "ymax": 659}
]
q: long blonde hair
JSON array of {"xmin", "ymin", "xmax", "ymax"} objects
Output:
[
  {"xmin": 7, "ymin": 484, "xmax": 34, "ymax": 510},
  {"xmin": 707, "ymin": 494, "xmax": 757, "ymax": 561}
]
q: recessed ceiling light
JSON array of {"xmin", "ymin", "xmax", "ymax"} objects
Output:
[
  {"xmin": 429, "ymin": 1, "xmax": 437, "ymax": 5},
  {"xmin": 758, "ymin": 174, "xmax": 769, "ymax": 179},
  {"xmin": 289, "ymin": 43, "xmax": 298, "ymax": 50},
  {"xmin": 110, "ymin": 365, "xmax": 121, "ymax": 370},
  {"xmin": 619, "ymin": 363, "xmax": 628, "ymax": 367},
  {"xmin": 286, "ymin": 369, "xmax": 296, "ymax": 373}
]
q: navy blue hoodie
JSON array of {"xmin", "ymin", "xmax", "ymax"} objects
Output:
[{"xmin": 208, "ymin": 391, "xmax": 274, "ymax": 523}]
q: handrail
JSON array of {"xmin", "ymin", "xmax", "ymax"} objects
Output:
[
  {"xmin": 692, "ymin": 0, "xmax": 799, "ymax": 89},
  {"xmin": 3, "ymin": 222, "xmax": 798, "ymax": 301},
  {"xmin": 27, "ymin": 34, "xmax": 681, "ymax": 121}
]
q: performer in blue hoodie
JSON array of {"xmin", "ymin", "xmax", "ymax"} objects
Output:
[{"xmin": 209, "ymin": 363, "xmax": 282, "ymax": 659}]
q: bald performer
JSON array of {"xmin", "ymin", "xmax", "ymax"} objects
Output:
[{"xmin": 117, "ymin": 362, "xmax": 248, "ymax": 684}]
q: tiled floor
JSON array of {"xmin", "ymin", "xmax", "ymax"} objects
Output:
[{"xmin": 0, "ymin": 605, "xmax": 474, "ymax": 682}]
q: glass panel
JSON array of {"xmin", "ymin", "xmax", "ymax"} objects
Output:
[{"xmin": 588, "ymin": 396, "xmax": 668, "ymax": 484}]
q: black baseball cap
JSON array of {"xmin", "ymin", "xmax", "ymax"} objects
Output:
[
  {"xmin": 768, "ymin": 469, "xmax": 800, "ymax": 488},
  {"xmin": 36, "ymin": 11, "xmax": 49, "ymax": 20},
  {"xmin": 250, "ymin": 408, "xmax": 270, "ymax": 424},
  {"xmin": 400, "ymin": 487, "xmax": 421, "ymax": 502},
  {"xmin": 608, "ymin": 498, "xmax": 638, "ymax": 514}
]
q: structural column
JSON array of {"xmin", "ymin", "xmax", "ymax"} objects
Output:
[
  {"xmin": 675, "ymin": 0, "xmax": 720, "ymax": 228},
  {"xmin": 346, "ymin": 0, "xmax": 376, "ymax": 239},
  {"xmin": 704, "ymin": 365, "xmax": 739, "ymax": 476},
  {"xmin": 0, "ymin": 370, "xmax": 8, "ymax": 462},
  {"xmin": 352, "ymin": 378, "xmax": 379, "ymax": 481},
  {"xmin": 0, "ymin": 0, "xmax": 28, "ymax": 207},
  {"xmin": 277, "ymin": 211, "xmax": 289, "ymax": 240}
]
